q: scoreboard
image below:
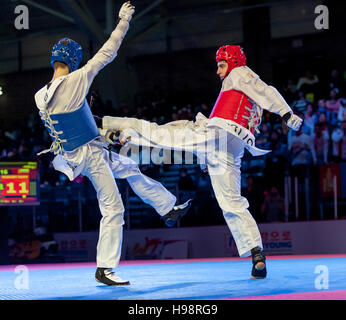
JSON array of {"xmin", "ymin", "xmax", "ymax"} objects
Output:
[{"xmin": 0, "ymin": 162, "xmax": 40, "ymax": 206}]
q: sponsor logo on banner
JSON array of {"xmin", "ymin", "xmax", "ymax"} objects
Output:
[
  {"xmin": 54, "ymin": 232, "xmax": 98, "ymax": 262},
  {"xmin": 261, "ymin": 230, "xmax": 293, "ymax": 254},
  {"xmin": 224, "ymin": 229, "xmax": 293, "ymax": 256},
  {"xmin": 57, "ymin": 238, "xmax": 89, "ymax": 261},
  {"xmin": 126, "ymin": 237, "xmax": 189, "ymax": 260}
]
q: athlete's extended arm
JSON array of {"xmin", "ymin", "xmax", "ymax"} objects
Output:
[
  {"xmin": 81, "ymin": 2, "xmax": 135, "ymax": 84},
  {"xmin": 230, "ymin": 66, "xmax": 303, "ymax": 131}
]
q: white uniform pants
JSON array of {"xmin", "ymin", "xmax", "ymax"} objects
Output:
[
  {"xmin": 103, "ymin": 114, "xmax": 225, "ymax": 158},
  {"xmin": 103, "ymin": 116, "xmax": 263, "ymax": 257},
  {"xmin": 207, "ymin": 136, "xmax": 263, "ymax": 257},
  {"xmin": 81, "ymin": 144, "xmax": 176, "ymax": 268}
]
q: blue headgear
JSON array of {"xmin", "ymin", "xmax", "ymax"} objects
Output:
[{"xmin": 50, "ymin": 38, "xmax": 83, "ymax": 72}]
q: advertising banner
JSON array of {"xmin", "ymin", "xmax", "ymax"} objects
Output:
[
  {"xmin": 52, "ymin": 220, "xmax": 346, "ymax": 262},
  {"xmin": 53, "ymin": 232, "xmax": 98, "ymax": 262}
]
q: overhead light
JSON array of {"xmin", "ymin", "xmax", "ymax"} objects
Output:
[{"xmin": 0, "ymin": 86, "xmax": 3, "ymax": 96}]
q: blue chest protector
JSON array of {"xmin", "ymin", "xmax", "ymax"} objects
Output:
[{"xmin": 40, "ymin": 100, "xmax": 100, "ymax": 153}]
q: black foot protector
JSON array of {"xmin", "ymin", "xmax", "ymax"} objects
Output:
[
  {"xmin": 161, "ymin": 199, "xmax": 192, "ymax": 227},
  {"xmin": 251, "ymin": 246, "xmax": 267, "ymax": 279},
  {"xmin": 95, "ymin": 268, "xmax": 130, "ymax": 286}
]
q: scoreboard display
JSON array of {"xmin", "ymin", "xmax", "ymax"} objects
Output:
[{"xmin": 0, "ymin": 162, "xmax": 40, "ymax": 206}]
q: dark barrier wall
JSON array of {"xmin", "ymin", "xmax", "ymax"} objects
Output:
[{"xmin": 0, "ymin": 208, "xmax": 9, "ymax": 265}]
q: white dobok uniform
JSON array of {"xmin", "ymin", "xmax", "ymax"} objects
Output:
[
  {"xmin": 103, "ymin": 66, "xmax": 294, "ymax": 257},
  {"xmin": 34, "ymin": 19, "xmax": 176, "ymax": 268}
]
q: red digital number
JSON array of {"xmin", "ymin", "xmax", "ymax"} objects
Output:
[{"xmin": 1, "ymin": 175, "xmax": 29, "ymax": 196}]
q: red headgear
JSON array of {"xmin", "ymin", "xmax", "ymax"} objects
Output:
[{"xmin": 216, "ymin": 45, "xmax": 247, "ymax": 75}]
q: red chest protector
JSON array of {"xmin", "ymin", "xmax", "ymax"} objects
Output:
[{"xmin": 209, "ymin": 89, "xmax": 254, "ymax": 132}]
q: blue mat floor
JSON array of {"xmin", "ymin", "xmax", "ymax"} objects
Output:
[{"xmin": 0, "ymin": 257, "xmax": 345, "ymax": 300}]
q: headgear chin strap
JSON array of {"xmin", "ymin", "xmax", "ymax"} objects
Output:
[
  {"xmin": 216, "ymin": 45, "xmax": 247, "ymax": 76},
  {"xmin": 51, "ymin": 38, "xmax": 83, "ymax": 72}
]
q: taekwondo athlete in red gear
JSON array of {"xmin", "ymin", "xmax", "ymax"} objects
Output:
[
  {"xmin": 100, "ymin": 45, "xmax": 303, "ymax": 279},
  {"xmin": 208, "ymin": 45, "xmax": 301, "ymax": 278},
  {"xmin": 34, "ymin": 2, "xmax": 191, "ymax": 286}
]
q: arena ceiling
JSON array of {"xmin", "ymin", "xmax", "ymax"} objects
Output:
[{"xmin": 0, "ymin": 0, "xmax": 287, "ymax": 45}]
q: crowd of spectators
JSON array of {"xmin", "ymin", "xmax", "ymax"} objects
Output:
[{"xmin": 0, "ymin": 67, "xmax": 345, "ymax": 225}]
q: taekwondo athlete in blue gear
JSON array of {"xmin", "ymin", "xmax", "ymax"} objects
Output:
[{"xmin": 34, "ymin": 2, "xmax": 191, "ymax": 286}]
